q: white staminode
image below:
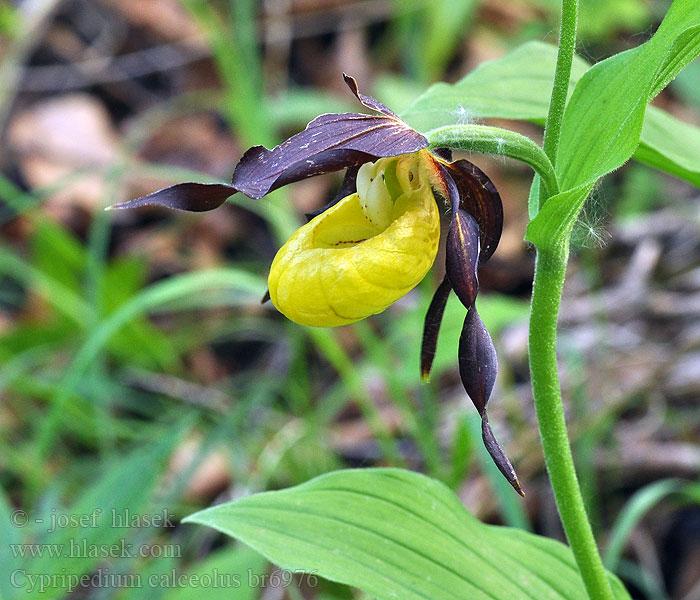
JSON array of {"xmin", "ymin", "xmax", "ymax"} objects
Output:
[{"xmin": 356, "ymin": 158, "xmax": 395, "ymax": 230}]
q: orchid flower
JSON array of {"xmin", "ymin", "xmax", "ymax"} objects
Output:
[{"xmin": 110, "ymin": 75, "xmax": 523, "ymax": 495}]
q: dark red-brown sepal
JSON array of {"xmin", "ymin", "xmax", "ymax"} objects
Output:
[
  {"xmin": 459, "ymin": 306, "xmax": 523, "ymax": 495},
  {"xmin": 232, "ymin": 76, "xmax": 428, "ymax": 199},
  {"xmin": 482, "ymin": 416, "xmax": 524, "ymax": 496},
  {"xmin": 458, "ymin": 306, "xmax": 496, "ymax": 414},
  {"xmin": 441, "ymin": 160, "xmax": 502, "ymax": 264},
  {"xmin": 107, "ymin": 182, "xmax": 237, "ymax": 212},
  {"xmin": 446, "ymin": 208, "xmax": 480, "ymax": 311},
  {"xmin": 420, "ymin": 275, "xmax": 452, "ymax": 382}
]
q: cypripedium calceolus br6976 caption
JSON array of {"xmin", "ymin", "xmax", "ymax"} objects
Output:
[{"xmin": 110, "ymin": 75, "xmax": 523, "ymax": 495}]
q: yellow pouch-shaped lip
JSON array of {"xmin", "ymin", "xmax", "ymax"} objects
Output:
[{"xmin": 268, "ymin": 153, "xmax": 441, "ymax": 327}]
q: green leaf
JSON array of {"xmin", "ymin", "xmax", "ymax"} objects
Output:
[
  {"xmin": 555, "ymin": 2, "xmax": 700, "ymax": 191},
  {"xmin": 185, "ymin": 469, "xmax": 631, "ymax": 600},
  {"xmin": 402, "ymin": 38, "xmax": 700, "ymax": 191},
  {"xmin": 169, "ymin": 545, "xmax": 267, "ymax": 600}
]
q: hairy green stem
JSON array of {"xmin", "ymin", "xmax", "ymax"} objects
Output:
[
  {"xmin": 427, "ymin": 124, "xmax": 560, "ymax": 199},
  {"xmin": 530, "ymin": 247, "xmax": 615, "ymax": 600},
  {"xmin": 542, "ymin": 0, "xmax": 579, "ymax": 168},
  {"xmin": 530, "ymin": 1, "xmax": 616, "ymax": 599}
]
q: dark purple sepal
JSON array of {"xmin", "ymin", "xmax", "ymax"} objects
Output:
[
  {"xmin": 107, "ymin": 182, "xmax": 237, "ymax": 212},
  {"xmin": 458, "ymin": 306, "xmax": 497, "ymax": 415},
  {"xmin": 420, "ymin": 276, "xmax": 452, "ymax": 382},
  {"xmin": 442, "ymin": 160, "xmax": 502, "ymax": 264},
  {"xmin": 482, "ymin": 416, "xmax": 524, "ymax": 496},
  {"xmin": 232, "ymin": 111, "xmax": 428, "ymax": 199},
  {"xmin": 261, "ymin": 289, "xmax": 271, "ymax": 304},
  {"xmin": 342, "ymin": 73, "xmax": 399, "ymax": 118},
  {"xmin": 446, "ymin": 209, "xmax": 480, "ymax": 310},
  {"xmin": 305, "ymin": 165, "xmax": 360, "ymax": 222}
]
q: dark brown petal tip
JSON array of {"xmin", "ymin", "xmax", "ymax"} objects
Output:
[
  {"xmin": 458, "ymin": 307, "xmax": 497, "ymax": 415},
  {"xmin": 342, "ymin": 73, "xmax": 399, "ymax": 118},
  {"xmin": 420, "ymin": 276, "xmax": 452, "ymax": 382},
  {"xmin": 107, "ymin": 183, "xmax": 237, "ymax": 212},
  {"xmin": 482, "ymin": 416, "xmax": 524, "ymax": 497},
  {"xmin": 261, "ymin": 289, "xmax": 271, "ymax": 304},
  {"xmin": 305, "ymin": 165, "xmax": 360, "ymax": 222},
  {"xmin": 446, "ymin": 209, "xmax": 480, "ymax": 310},
  {"xmin": 232, "ymin": 96, "xmax": 428, "ymax": 199},
  {"xmin": 442, "ymin": 160, "xmax": 502, "ymax": 264}
]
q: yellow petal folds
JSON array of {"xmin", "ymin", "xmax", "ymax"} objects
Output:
[{"xmin": 268, "ymin": 150, "xmax": 441, "ymax": 327}]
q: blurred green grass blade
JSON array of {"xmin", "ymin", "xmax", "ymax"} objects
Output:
[
  {"xmin": 402, "ymin": 39, "xmax": 700, "ymax": 191},
  {"xmin": 31, "ymin": 221, "xmax": 86, "ymax": 293},
  {"xmin": 0, "ymin": 487, "xmax": 22, "ymax": 600},
  {"xmin": 268, "ymin": 88, "xmax": 355, "ymax": 129},
  {"xmin": 603, "ymin": 479, "xmax": 684, "ymax": 571},
  {"xmin": 306, "ymin": 328, "xmax": 403, "ymax": 465},
  {"xmin": 420, "ymin": 0, "xmax": 478, "ymax": 82},
  {"xmin": 0, "ymin": 244, "xmax": 92, "ymax": 324},
  {"xmin": 36, "ymin": 269, "xmax": 264, "ymax": 457},
  {"xmin": 168, "ymin": 545, "xmax": 267, "ymax": 600},
  {"xmin": 181, "ymin": 0, "xmax": 270, "ymax": 147},
  {"xmin": 185, "ymin": 469, "xmax": 630, "ymax": 600},
  {"xmin": 26, "ymin": 428, "xmax": 189, "ymax": 599},
  {"xmin": 100, "ymin": 256, "xmax": 179, "ymax": 370}
]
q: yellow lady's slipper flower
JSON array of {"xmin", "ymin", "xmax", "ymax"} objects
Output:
[
  {"xmin": 268, "ymin": 151, "xmax": 441, "ymax": 327},
  {"xmin": 110, "ymin": 74, "xmax": 522, "ymax": 495}
]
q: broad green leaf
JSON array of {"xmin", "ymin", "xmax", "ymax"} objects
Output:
[
  {"xmin": 402, "ymin": 39, "xmax": 700, "ymax": 190},
  {"xmin": 185, "ymin": 468, "xmax": 631, "ymax": 600},
  {"xmin": 556, "ymin": 2, "xmax": 700, "ymax": 190},
  {"xmin": 169, "ymin": 545, "xmax": 267, "ymax": 600},
  {"xmin": 530, "ymin": 1, "xmax": 700, "ymax": 247}
]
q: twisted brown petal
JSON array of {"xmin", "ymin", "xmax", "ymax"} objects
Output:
[
  {"xmin": 482, "ymin": 416, "xmax": 524, "ymax": 496},
  {"xmin": 446, "ymin": 208, "xmax": 480, "ymax": 310},
  {"xmin": 441, "ymin": 160, "xmax": 502, "ymax": 263},
  {"xmin": 420, "ymin": 276, "xmax": 452, "ymax": 382},
  {"xmin": 107, "ymin": 182, "xmax": 236, "ymax": 212},
  {"xmin": 458, "ymin": 306, "xmax": 497, "ymax": 414},
  {"xmin": 459, "ymin": 307, "xmax": 523, "ymax": 495}
]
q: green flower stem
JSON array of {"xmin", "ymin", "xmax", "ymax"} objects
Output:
[
  {"xmin": 531, "ymin": 1, "xmax": 616, "ymax": 599},
  {"xmin": 530, "ymin": 245, "xmax": 615, "ymax": 600},
  {"xmin": 542, "ymin": 0, "xmax": 579, "ymax": 167},
  {"xmin": 427, "ymin": 124, "xmax": 560, "ymax": 199}
]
